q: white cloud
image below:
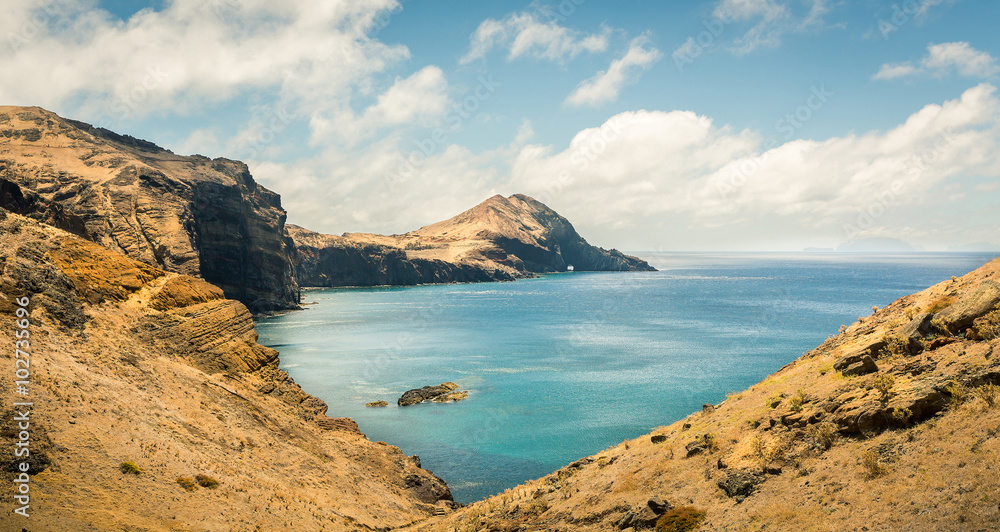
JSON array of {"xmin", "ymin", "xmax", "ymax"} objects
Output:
[
  {"xmin": 0, "ymin": 0, "xmax": 413, "ymax": 128},
  {"xmin": 564, "ymin": 35, "xmax": 662, "ymax": 108},
  {"xmin": 459, "ymin": 10, "xmax": 609, "ymax": 64},
  {"xmin": 508, "ymin": 84, "xmax": 1000, "ymax": 247},
  {"xmin": 874, "ymin": 42, "xmax": 1000, "ymax": 80},
  {"xmin": 711, "ymin": 0, "xmax": 829, "ymax": 56},
  {"xmin": 310, "ymin": 66, "xmax": 450, "ymax": 144}
]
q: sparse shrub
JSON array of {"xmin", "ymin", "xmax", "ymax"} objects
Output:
[
  {"xmin": 119, "ymin": 461, "xmax": 143, "ymax": 475},
  {"xmin": 946, "ymin": 381, "xmax": 969, "ymax": 407},
  {"xmin": 951, "ymin": 276, "xmax": 958, "ymax": 282},
  {"xmin": 195, "ymin": 474, "xmax": 219, "ymax": 489},
  {"xmin": 861, "ymin": 448, "xmax": 885, "ymax": 479},
  {"xmin": 905, "ymin": 308, "xmax": 916, "ymax": 320},
  {"xmin": 839, "ymin": 325, "xmax": 848, "ymax": 334},
  {"xmin": 805, "ymin": 422, "xmax": 837, "ymax": 450},
  {"xmin": 973, "ymin": 384, "xmax": 999, "ymax": 408},
  {"xmin": 176, "ymin": 477, "xmax": 198, "ymax": 491},
  {"xmin": 656, "ymin": 506, "xmax": 707, "ymax": 532},
  {"xmin": 817, "ymin": 362, "xmax": 834, "ymax": 376},
  {"xmin": 970, "ymin": 309, "xmax": 1000, "ymax": 341},
  {"xmin": 789, "ymin": 389, "xmax": 806, "ymax": 412},
  {"xmin": 873, "ymin": 374, "xmax": 895, "ymax": 402},
  {"xmin": 880, "ymin": 333, "xmax": 909, "ymax": 359},
  {"xmin": 891, "ymin": 407, "xmax": 912, "ymax": 425},
  {"xmin": 872, "ymin": 306, "xmax": 879, "ymax": 314}
]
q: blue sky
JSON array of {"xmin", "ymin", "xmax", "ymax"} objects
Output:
[{"xmin": 2, "ymin": 0, "xmax": 999, "ymax": 251}]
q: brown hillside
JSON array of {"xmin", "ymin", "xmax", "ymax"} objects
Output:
[
  {"xmin": 400, "ymin": 259, "xmax": 1000, "ymax": 532},
  {"xmin": 0, "ymin": 211, "xmax": 451, "ymax": 532}
]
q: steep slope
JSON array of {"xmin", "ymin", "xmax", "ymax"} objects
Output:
[
  {"xmin": 401, "ymin": 260, "xmax": 1000, "ymax": 532},
  {"xmin": 0, "ymin": 106, "xmax": 298, "ymax": 312},
  {"xmin": 0, "ymin": 211, "xmax": 452, "ymax": 531},
  {"xmin": 293, "ymin": 194, "xmax": 654, "ymax": 287},
  {"xmin": 289, "ymin": 224, "xmax": 517, "ymax": 287}
]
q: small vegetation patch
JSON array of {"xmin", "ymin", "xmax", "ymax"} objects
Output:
[
  {"xmin": 890, "ymin": 407, "xmax": 912, "ymax": 425},
  {"xmin": 861, "ymin": 448, "xmax": 886, "ymax": 479},
  {"xmin": 195, "ymin": 474, "xmax": 219, "ymax": 489},
  {"xmin": 873, "ymin": 374, "xmax": 895, "ymax": 403},
  {"xmin": 805, "ymin": 422, "xmax": 837, "ymax": 451},
  {"xmin": 973, "ymin": 384, "xmax": 999, "ymax": 408},
  {"xmin": 926, "ymin": 295, "xmax": 956, "ymax": 314},
  {"xmin": 970, "ymin": 309, "xmax": 1000, "ymax": 341},
  {"xmin": 119, "ymin": 461, "xmax": 142, "ymax": 475},
  {"xmin": 656, "ymin": 506, "xmax": 707, "ymax": 532},
  {"xmin": 946, "ymin": 381, "xmax": 969, "ymax": 408},
  {"xmin": 176, "ymin": 477, "xmax": 198, "ymax": 491},
  {"xmin": 880, "ymin": 333, "xmax": 909, "ymax": 359},
  {"xmin": 789, "ymin": 389, "xmax": 807, "ymax": 412}
]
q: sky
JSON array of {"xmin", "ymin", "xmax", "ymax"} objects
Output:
[{"xmin": 2, "ymin": 0, "xmax": 999, "ymax": 251}]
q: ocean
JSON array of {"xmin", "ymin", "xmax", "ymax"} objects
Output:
[{"xmin": 255, "ymin": 252, "xmax": 998, "ymax": 502}]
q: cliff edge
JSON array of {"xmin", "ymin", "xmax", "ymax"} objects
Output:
[{"xmin": 0, "ymin": 106, "xmax": 299, "ymax": 313}]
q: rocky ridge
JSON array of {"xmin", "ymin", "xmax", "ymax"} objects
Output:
[
  {"xmin": 0, "ymin": 106, "xmax": 299, "ymax": 313},
  {"xmin": 291, "ymin": 194, "xmax": 655, "ymax": 288},
  {"xmin": 0, "ymin": 211, "xmax": 451, "ymax": 531}
]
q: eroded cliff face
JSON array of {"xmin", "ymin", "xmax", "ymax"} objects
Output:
[
  {"xmin": 0, "ymin": 211, "xmax": 451, "ymax": 531},
  {"xmin": 0, "ymin": 106, "xmax": 298, "ymax": 312},
  {"xmin": 291, "ymin": 194, "xmax": 655, "ymax": 288}
]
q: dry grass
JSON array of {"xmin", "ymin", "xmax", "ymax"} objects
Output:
[
  {"xmin": 655, "ymin": 506, "xmax": 706, "ymax": 532},
  {"xmin": 861, "ymin": 448, "xmax": 886, "ymax": 479},
  {"xmin": 926, "ymin": 295, "xmax": 956, "ymax": 314},
  {"xmin": 974, "ymin": 384, "xmax": 1000, "ymax": 408},
  {"xmin": 176, "ymin": 477, "xmax": 198, "ymax": 491}
]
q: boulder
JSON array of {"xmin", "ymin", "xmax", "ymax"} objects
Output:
[
  {"xmin": 685, "ymin": 440, "xmax": 706, "ymax": 457},
  {"xmin": 647, "ymin": 496, "xmax": 672, "ymax": 515},
  {"xmin": 839, "ymin": 355, "xmax": 878, "ymax": 376},
  {"xmin": 617, "ymin": 506, "xmax": 659, "ymax": 529},
  {"xmin": 899, "ymin": 312, "xmax": 933, "ymax": 340},
  {"xmin": 717, "ymin": 471, "xmax": 764, "ymax": 502},
  {"xmin": 650, "ymin": 435, "xmax": 667, "ymax": 444},
  {"xmin": 935, "ymin": 280, "xmax": 1000, "ymax": 334}
]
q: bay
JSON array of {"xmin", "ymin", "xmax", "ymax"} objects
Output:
[{"xmin": 255, "ymin": 252, "xmax": 997, "ymax": 502}]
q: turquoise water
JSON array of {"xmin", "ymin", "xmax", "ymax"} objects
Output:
[{"xmin": 255, "ymin": 253, "xmax": 997, "ymax": 502}]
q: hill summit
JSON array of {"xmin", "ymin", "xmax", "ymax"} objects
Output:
[{"xmin": 292, "ymin": 194, "xmax": 654, "ymax": 288}]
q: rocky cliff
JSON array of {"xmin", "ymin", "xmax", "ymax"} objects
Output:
[
  {"xmin": 402, "ymin": 259, "xmax": 1000, "ymax": 532},
  {"xmin": 0, "ymin": 211, "xmax": 451, "ymax": 531},
  {"xmin": 292, "ymin": 194, "xmax": 654, "ymax": 287},
  {"xmin": 0, "ymin": 107, "xmax": 299, "ymax": 313}
]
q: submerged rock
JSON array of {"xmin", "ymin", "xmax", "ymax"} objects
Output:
[{"xmin": 366, "ymin": 401, "xmax": 389, "ymax": 408}]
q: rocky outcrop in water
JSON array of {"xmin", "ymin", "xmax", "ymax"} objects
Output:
[
  {"xmin": 0, "ymin": 106, "xmax": 299, "ymax": 312},
  {"xmin": 398, "ymin": 382, "xmax": 468, "ymax": 406}
]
